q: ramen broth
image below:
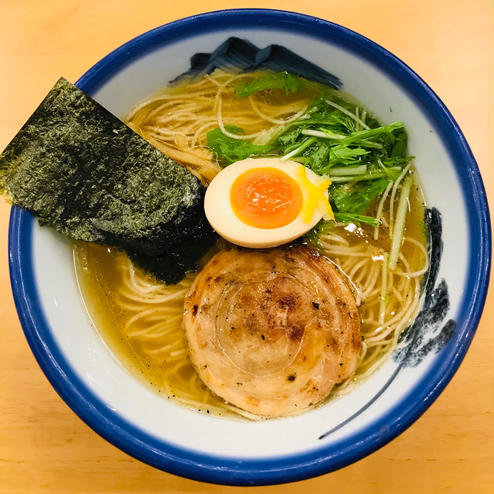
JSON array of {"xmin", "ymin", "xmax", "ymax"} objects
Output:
[{"xmin": 74, "ymin": 183, "xmax": 426, "ymax": 415}]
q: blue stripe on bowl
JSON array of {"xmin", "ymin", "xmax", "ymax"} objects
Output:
[{"xmin": 8, "ymin": 8, "xmax": 491, "ymax": 486}]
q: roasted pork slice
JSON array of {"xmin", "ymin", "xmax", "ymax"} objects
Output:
[{"xmin": 183, "ymin": 245, "xmax": 361, "ymax": 417}]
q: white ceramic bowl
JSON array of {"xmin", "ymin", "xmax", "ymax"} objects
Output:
[{"xmin": 8, "ymin": 9, "xmax": 491, "ymax": 486}]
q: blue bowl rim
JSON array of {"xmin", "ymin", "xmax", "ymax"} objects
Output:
[{"xmin": 7, "ymin": 8, "xmax": 491, "ymax": 487}]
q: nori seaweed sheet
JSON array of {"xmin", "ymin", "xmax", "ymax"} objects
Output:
[{"xmin": 0, "ymin": 78, "xmax": 216, "ymax": 284}]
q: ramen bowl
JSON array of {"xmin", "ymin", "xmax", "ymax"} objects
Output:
[{"xmin": 8, "ymin": 9, "xmax": 490, "ymax": 486}]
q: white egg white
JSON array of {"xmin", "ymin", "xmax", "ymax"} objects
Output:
[{"xmin": 204, "ymin": 157, "xmax": 329, "ymax": 248}]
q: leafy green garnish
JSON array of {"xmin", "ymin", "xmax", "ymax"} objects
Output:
[
  {"xmin": 305, "ymin": 220, "xmax": 334, "ymax": 248},
  {"xmin": 331, "ymin": 178, "xmax": 390, "ymax": 215},
  {"xmin": 330, "ymin": 145, "xmax": 369, "ymax": 165},
  {"xmin": 336, "ymin": 121, "xmax": 404, "ymax": 146},
  {"xmin": 206, "ymin": 74, "xmax": 414, "ymax": 238},
  {"xmin": 206, "ymin": 126, "xmax": 272, "ymax": 167},
  {"xmin": 298, "ymin": 139, "xmax": 331, "ymax": 175},
  {"xmin": 333, "ymin": 212, "xmax": 379, "ymax": 227},
  {"xmin": 306, "ymin": 213, "xmax": 379, "ymax": 248},
  {"xmin": 235, "ymin": 71, "xmax": 302, "ymax": 98},
  {"xmin": 390, "ymin": 128, "xmax": 408, "ymax": 157}
]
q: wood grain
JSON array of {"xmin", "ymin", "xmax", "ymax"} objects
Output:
[{"xmin": 0, "ymin": 1, "xmax": 492, "ymax": 493}]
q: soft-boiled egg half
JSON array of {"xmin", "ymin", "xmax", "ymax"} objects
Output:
[{"xmin": 204, "ymin": 157, "xmax": 334, "ymax": 248}]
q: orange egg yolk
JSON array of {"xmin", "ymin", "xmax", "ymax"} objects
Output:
[{"xmin": 230, "ymin": 167, "xmax": 303, "ymax": 229}]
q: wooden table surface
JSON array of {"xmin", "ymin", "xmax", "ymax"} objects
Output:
[{"xmin": 0, "ymin": 1, "xmax": 492, "ymax": 492}]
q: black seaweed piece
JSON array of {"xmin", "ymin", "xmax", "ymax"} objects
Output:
[
  {"xmin": 173, "ymin": 37, "xmax": 342, "ymax": 89},
  {"xmin": 129, "ymin": 233, "xmax": 217, "ymax": 285},
  {"xmin": 0, "ymin": 78, "xmax": 216, "ymax": 284},
  {"xmin": 394, "ymin": 207, "xmax": 456, "ymax": 366}
]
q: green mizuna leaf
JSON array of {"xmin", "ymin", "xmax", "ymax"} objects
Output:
[
  {"xmin": 207, "ymin": 126, "xmax": 273, "ymax": 166},
  {"xmin": 305, "ymin": 220, "xmax": 334, "ymax": 248},
  {"xmin": 300, "ymin": 140, "xmax": 331, "ymax": 175},
  {"xmin": 337, "ymin": 122, "xmax": 404, "ymax": 146},
  {"xmin": 333, "ymin": 212, "xmax": 379, "ymax": 227},
  {"xmin": 235, "ymin": 71, "xmax": 303, "ymax": 98},
  {"xmin": 330, "ymin": 145, "xmax": 369, "ymax": 165},
  {"xmin": 331, "ymin": 178, "xmax": 390, "ymax": 215}
]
